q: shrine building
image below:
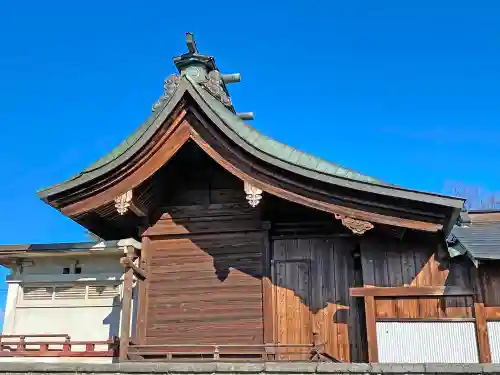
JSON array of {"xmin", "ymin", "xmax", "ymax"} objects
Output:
[{"xmin": 0, "ymin": 33, "xmax": 499, "ymax": 365}]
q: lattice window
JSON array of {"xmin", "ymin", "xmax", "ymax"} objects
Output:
[
  {"xmin": 22, "ymin": 286, "xmax": 54, "ymax": 301},
  {"xmin": 87, "ymin": 284, "xmax": 120, "ymax": 299},
  {"xmin": 22, "ymin": 283, "xmax": 120, "ymax": 301},
  {"xmin": 54, "ymin": 285, "xmax": 87, "ymax": 300}
]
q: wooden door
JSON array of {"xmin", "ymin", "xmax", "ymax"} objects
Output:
[
  {"xmin": 271, "ymin": 238, "xmax": 361, "ymax": 362},
  {"xmin": 273, "ymin": 259, "xmax": 313, "ymax": 360}
]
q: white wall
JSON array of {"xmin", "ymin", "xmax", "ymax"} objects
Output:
[
  {"xmin": 13, "ymin": 305, "xmax": 121, "ymax": 342},
  {"xmin": 14, "ymin": 255, "xmax": 123, "ymax": 276},
  {"xmin": 2, "ymin": 254, "xmax": 125, "ymax": 344}
]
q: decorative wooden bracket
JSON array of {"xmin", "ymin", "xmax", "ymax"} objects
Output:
[
  {"xmin": 114, "ymin": 190, "xmax": 147, "ymax": 217},
  {"xmin": 119, "ymin": 256, "xmax": 146, "ymax": 281},
  {"xmin": 334, "ymin": 213, "xmax": 374, "ymax": 235},
  {"xmin": 244, "ymin": 181, "xmax": 262, "ymax": 207}
]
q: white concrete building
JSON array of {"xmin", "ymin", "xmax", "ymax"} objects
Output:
[{"xmin": 0, "ymin": 239, "xmax": 140, "ymax": 362}]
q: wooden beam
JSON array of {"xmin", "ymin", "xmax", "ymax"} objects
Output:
[
  {"xmin": 130, "ymin": 199, "xmax": 148, "ymax": 217},
  {"xmin": 119, "ymin": 267, "xmax": 133, "ymax": 361},
  {"xmin": 484, "ymin": 307, "xmax": 500, "ymax": 320},
  {"xmin": 376, "ymin": 317, "xmax": 475, "ymax": 322},
  {"xmin": 60, "ymin": 110, "xmax": 188, "ymax": 216},
  {"xmin": 190, "ymin": 129, "xmax": 443, "ymax": 233},
  {"xmin": 471, "ymin": 266, "xmax": 491, "ymax": 363},
  {"xmin": 474, "ymin": 301, "xmax": 491, "ymax": 363},
  {"xmin": 120, "ymin": 257, "xmax": 147, "ymax": 281},
  {"xmin": 261, "ymin": 228, "xmax": 274, "ymax": 345},
  {"xmin": 350, "ymin": 286, "xmax": 475, "ymax": 297},
  {"xmin": 364, "ymin": 296, "xmax": 378, "ymax": 363},
  {"xmin": 114, "ymin": 190, "xmax": 148, "ymax": 217}
]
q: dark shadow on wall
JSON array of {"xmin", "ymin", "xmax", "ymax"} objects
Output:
[{"xmin": 103, "ymin": 295, "xmax": 121, "ymax": 339}]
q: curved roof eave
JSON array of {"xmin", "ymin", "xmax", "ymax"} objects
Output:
[
  {"xmin": 184, "ymin": 77, "xmax": 464, "ymax": 210},
  {"xmin": 37, "ymin": 80, "xmax": 191, "ymax": 201},
  {"xmin": 38, "ymin": 76, "xmax": 464, "ymax": 211}
]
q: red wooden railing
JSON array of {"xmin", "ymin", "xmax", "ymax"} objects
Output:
[{"xmin": 0, "ymin": 334, "xmax": 119, "ymax": 357}]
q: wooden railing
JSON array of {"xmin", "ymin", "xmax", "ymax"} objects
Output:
[
  {"xmin": 127, "ymin": 342, "xmax": 335, "ymax": 362},
  {"xmin": 0, "ymin": 334, "xmax": 119, "ymax": 357}
]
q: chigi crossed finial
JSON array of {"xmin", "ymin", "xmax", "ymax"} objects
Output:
[
  {"xmin": 185, "ymin": 32, "xmax": 199, "ymax": 54},
  {"xmin": 170, "ymin": 32, "xmax": 254, "ymax": 121}
]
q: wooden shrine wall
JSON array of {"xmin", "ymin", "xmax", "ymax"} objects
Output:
[
  {"xmin": 271, "ymin": 237, "xmax": 366, "ymax": 363},
  {"xmin": 141, "ymin": 202, "xmax": 267, "ymax": 346},
  {"xmin": 138, "ymin": 145, "xmax": 268, "ymax": 347},
  {"xmin": 359, "ymin": 234, "xmax": 474, "ymax": 320},
  {"xmin": 478, "ymin": 261, "xmax": 500, "ymax": 318}
]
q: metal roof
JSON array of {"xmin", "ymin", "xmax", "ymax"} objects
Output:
[
  {"xmin": 448, "ymin": 221, "xmax": 500, "ymax": 262},
  {"xmin": 37, "ymin": 74, "xmax": 465, "ymax": 211},
  {"xmin": 37, "ymin": 79, "xmax": 387, "ymax": 197}
]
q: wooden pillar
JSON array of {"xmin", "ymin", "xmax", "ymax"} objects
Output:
[
  {"xmin": 136, "ymin": 236, "xmax": 151, "ymax": 344},
  {"xmin": 261, "ymin": 226, "xmax": 274, "ymax": 346},
  {"xmin": 472, "ymin": 266, "xmax": 491, "ymax": 363},
  {"xmin": 119, "ymin": 265, "xmax": 134, "ymax": 361},
  {"xmin": 364, "ymin": 295, "xmax": 378, "ymax": 363}
]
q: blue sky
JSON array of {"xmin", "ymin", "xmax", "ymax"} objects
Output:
[{"xmin": 0, "ymin": 1, "xmax": 499, "ymax": 328}]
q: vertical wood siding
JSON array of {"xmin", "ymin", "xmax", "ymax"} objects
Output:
[
  {"xmin": 272, "ymin": 238, "xmax": 364, "ymax": 362},
  {"xmin": 479, "ymin": 262, "xmax": 500, "ymax": 309},
  {"xmin": 479, "ymin": 262, "xmax": 500, "ymax": 363},
  {"xmin": 360, "ymin": 236, "xmax": 474, "ymax": 319}
]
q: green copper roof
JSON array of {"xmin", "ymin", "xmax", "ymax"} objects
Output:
[
  {"xmin": 37, "ymin": 82, "xmax": 186, "ymax": 195},
  {"xmin": 38, "ymin": 71, "xmax": 465, "ymax": 216},
  {"xmin": 186, "ymin": 76, "xmax": 385, "ymax": 186},
  {"xmin": 38, "ymin": 75, "xmax": 388, "ymax": 196}
]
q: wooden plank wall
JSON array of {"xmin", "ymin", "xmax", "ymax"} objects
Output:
[
  {"xmin": 139, "ymin": 147, "xmax": 268, "ymax": 347},
  {"xmin": 479, "ymin": 261, "xmax": 500, "ymax": 319},
  {"xmin": 360, "ymin": 235, "xmax": 474, "ymax": 320},
  {"xmin": 141, "ymin": 202, "xmax": 267, "ymax": 346},
  {"xmin": 145, "ymin": 230, "xmax": 265, "ymax": 345},
  {"xmin": 272, "ymin": 238, "xmax": 366, "ymax": 362}
]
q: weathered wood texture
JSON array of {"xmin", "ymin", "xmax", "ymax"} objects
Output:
[
  {"xmin": 360, "ymin": 234, "xmax": 474, "ymax": 320},
  {"xmin": 146, "ymin": 232, "xmax": 265, "ymax": 346},
  {"xmin": 477, "ymin": 261, "xmax": 500, "ymax": 320},
  {"xmin": 272, "ymin": 238, "xmax": 365, "ymax": 362},
  {"xmin": 120, "ymin": 267, "xmax": 134, "ymax": 360},
  {"xmin": 137, "ymin": 150, "xmax": 267, "ymax": 348}
]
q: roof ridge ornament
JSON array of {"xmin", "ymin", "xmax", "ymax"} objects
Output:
[
  {"xmin": 185, "ymin": 32, "xmax": 198, "ymax": 54},
  {"xmin": 172, "ymin": 33, "xmax": 248, "ymax": 111},
  {"xmin": 202, "ymin": 70, "xmax": 232, "ymax": 107},
  {"xmin": 152, "ymin": 74, "xmax": 180, "ymax": 112}
]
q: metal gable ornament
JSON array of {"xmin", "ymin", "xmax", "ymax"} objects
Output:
[
  {"xmin": 202, "ymin": 70, "xmax": 232, "ymax": 107},
  {"xmin": 152, "ymin": 74, "xmax": 181, "ymax": 112}
]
